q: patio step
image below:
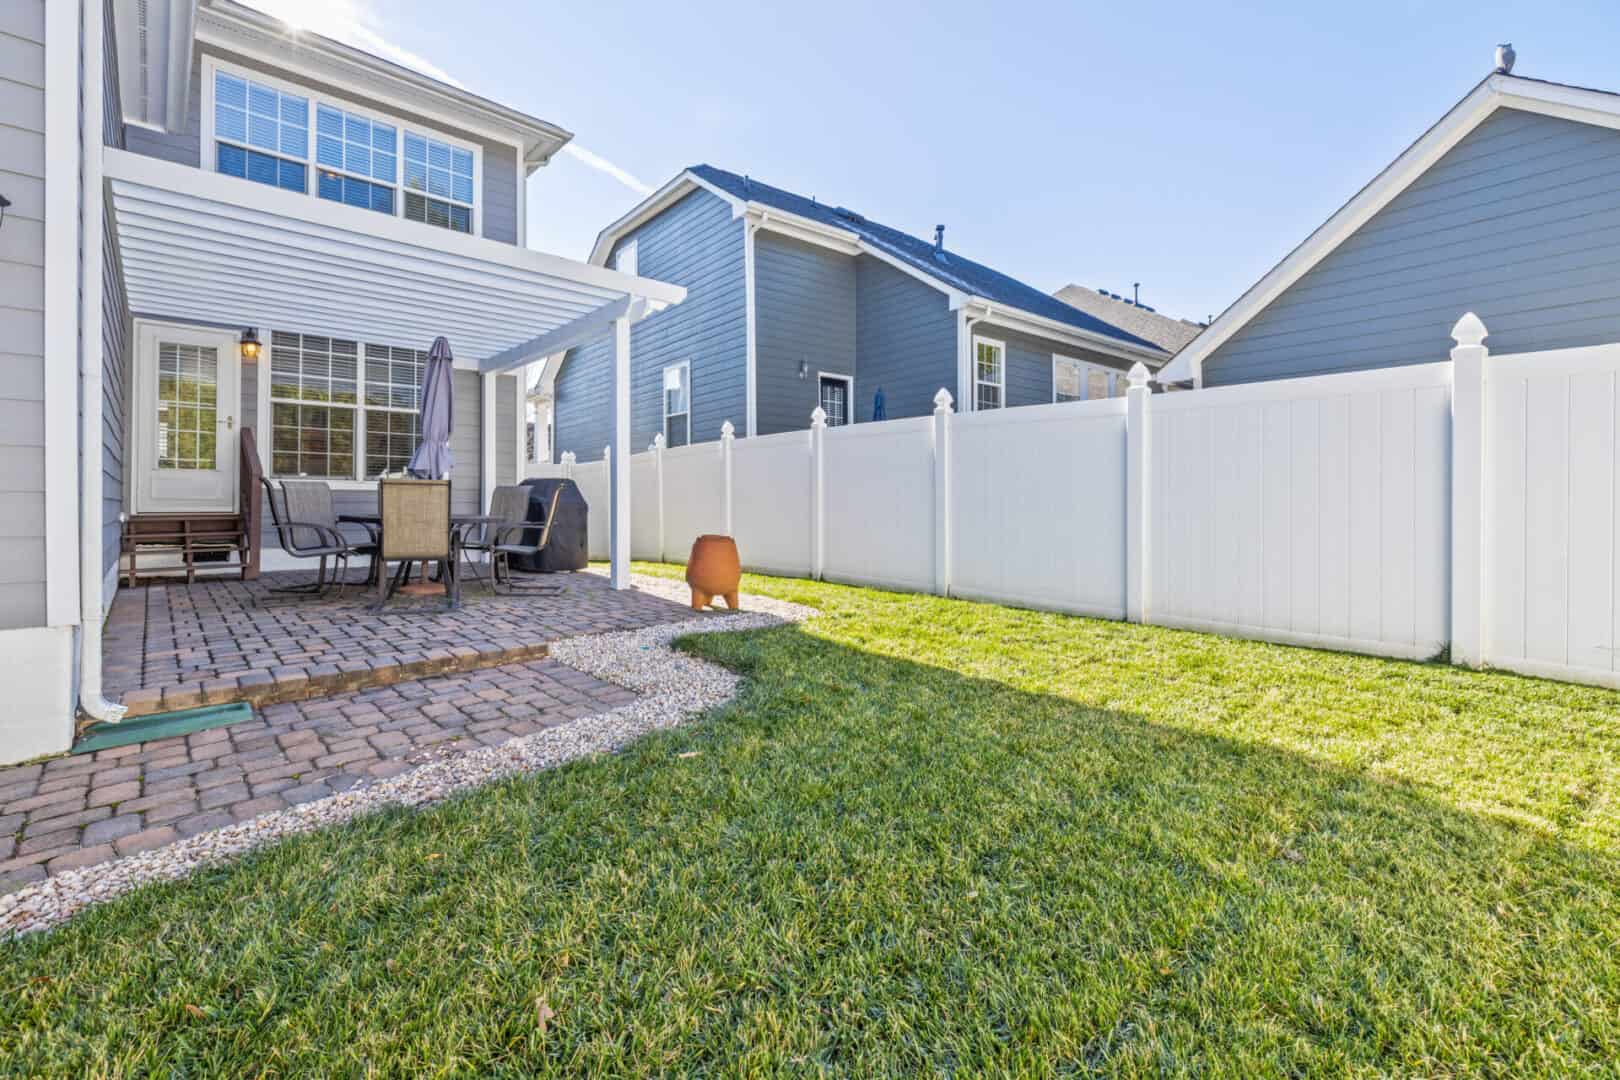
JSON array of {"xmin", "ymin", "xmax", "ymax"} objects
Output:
[{"xmin": 114, "ymin": 640, "xmax": 552, "ymax": 719}]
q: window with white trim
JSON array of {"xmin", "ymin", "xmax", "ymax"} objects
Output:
[
  {"xmin": 213, "ymin": 70, "xmax": 308, "ymax": 193},
  {"xmin": 207, "ymin": 62, "xmax": 479, "ymax": 236},
  {"xmin": 974, "ymin": 338, "xmax": 1005, "ymax": 411},
  {"xmin": 315, "ymin": 103, "xmax": 396, "ymax": 215},
  {"xmin": 403, "ymin": 131, "xmax": 476, "ymax": 234},
  {"xmin": 818, "ymin": 374, "xmax": 850, "ymax": 426},
  {"xmin": 268, "ymin": 331, "xmax": 426, "ymax": 480},
  {"xmin": 1054, "ymin": 355, "xmax": 1127, "ymax": 402},
  {"xmin": 663, "ymin": 362, "xmax": 691, "ymax": 447},
  {"xmin": 613, "ymin": 239, "xmax": 638, "ymax": 277}
]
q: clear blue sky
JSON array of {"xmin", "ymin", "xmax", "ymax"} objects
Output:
[{"xmin": 261, "ymin": 0, "xmax": 1618, "ymax": 325}]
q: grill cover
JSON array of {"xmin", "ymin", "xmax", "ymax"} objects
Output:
[{"xmin": 513, "ymin": 478, "xmax": 589, "ymax": 572}]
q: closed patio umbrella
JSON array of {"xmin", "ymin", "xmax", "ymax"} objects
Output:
[{"xmin": 407, "ymin": 336, "xmax": 455, "ymax": 479}]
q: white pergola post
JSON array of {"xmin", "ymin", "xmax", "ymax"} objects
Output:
[{"xmin": 609, "ymin": 314, "xmax": 632, "ymax": 589}]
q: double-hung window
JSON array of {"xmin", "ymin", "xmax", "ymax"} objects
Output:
[
  {"xmin": 212, "ymin": 70, "xmax": 308, "ymax": 193},
  {"xmin": 315, "ymin": 104, "xmax": 397, "ymax": 214},
  {"xmin": 268, "ymin": 331, "xmax": 426, "ymax": 480},
  {"xmin": 974, "ymin": 337, "xmax": 1005, "ymax": 411},
  {"xmin": 663, "ymin": 362, "xmax": 691, "ymax": 447},
  {"xmin": 404, "ymin": 132, "xmax": 476, "ymax": 234},
  {"xmin": 208, "ymin": 61, "xmax": 478, "ymax": 236},
  {"xmin": 1053, "ymin": 355, "xmax": 1127, "ymax": 402}
]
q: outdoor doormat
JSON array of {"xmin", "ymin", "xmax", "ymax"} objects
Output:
[{"xmin": 72, "ymin": 702, "xmax": 253, "ymax": 755}]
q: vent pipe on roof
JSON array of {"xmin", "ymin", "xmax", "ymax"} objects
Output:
[
  {"xmin": 934, "ymin": 224, "xmax": 945, "ymax": 251},
  {"xmin": 1495, "ymin": 43, "xmax": 1515, "ymax": 74},
  {"xmin": 1133, "ymin": 282, "xmax": 1140, "ymax": 306}
]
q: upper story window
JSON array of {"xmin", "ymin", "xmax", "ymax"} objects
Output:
[
  {"xmin": 403, "ymin": 132, "xmax": 476, "ymax": 234},
  {"xmin": 206, "ymin": 60, "xmax": 480, "ymax": 236},
  {"xmin": 213, "ymin": 70, "xmax": 308, "ymax": 193},
  {"xmin": 613, "ymin": 239, "xmax": 638, "ymax": 277},
  {"xmin": 974, "ymin": 337, "xmax": 1005, "ymax": 410},
  {"xmin": 315, "ymin": 104, "xmax": 397, "ymax": 214}
]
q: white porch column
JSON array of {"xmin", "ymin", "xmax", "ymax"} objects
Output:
[
  {"xmin": 1450, "ymin": 312, "xmax": 1490, "ymax": 668},
  {"xmin": 480, "ymin": 373, "xmax": 497, "ymax": 510},
  {"xmin": 609, "ymin": 314, "xmax": 632, "ymax": 589}
]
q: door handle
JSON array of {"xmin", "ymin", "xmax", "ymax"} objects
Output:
[{"xmin": 221, "ymin": 415, "xmax": 234, "ymax": 430}]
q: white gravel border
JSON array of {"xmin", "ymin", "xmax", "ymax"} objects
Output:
[{"xmin": 0, "ymin": 575, "xmax": 814, "ymax": 939}]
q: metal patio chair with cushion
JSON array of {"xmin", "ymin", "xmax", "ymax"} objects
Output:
[
  {"xmin": 487, "ymin": 485, "xmax": 564, "ymax": 595},
  {"xmin": 375, "ymin": 478, "xmax": 458, "ymax": 610},
  {"xmin": 261, "ymin": 478, "xmax": 377, "ymax": 597}
]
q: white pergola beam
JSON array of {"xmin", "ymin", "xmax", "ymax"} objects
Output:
[
  {"xmin": 609, "ymin": 314, "xmax": 632, "ymax": 589},
  {"xmin": 479, "ymin": 295, "xmax": 654, "ymax": 374}
]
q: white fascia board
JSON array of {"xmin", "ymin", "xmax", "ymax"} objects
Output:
[
  {"xmin": 1162, "ymin": 73, "xmax": 1620, "ymax": 385},
  {"xmin": 963, "ymin": 301, "xmax": 1168, "ymax": 366},
  {"xmin": 104, "ymin": 148, "xmax": 685, "ymax": 306},
  {"xmin": 196, "ymin": 0, "xmax": 570, "ymax": 168},
  {"xmin": 588, "ymin": 173, "xmax": 707, "ymax": 265}
]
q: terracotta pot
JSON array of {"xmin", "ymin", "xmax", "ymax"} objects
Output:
[{"xmin": 685, "ymin": 534, "xmax": 741, "ymax": 611}]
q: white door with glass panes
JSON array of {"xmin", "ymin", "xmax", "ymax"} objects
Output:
[
  {"xmin": 133, "ymin": 323, "xmax": 241, "ymax": 514},
  {"xmin": 818, "ymin": 374, "xmax": 851, "ymax": 426}
]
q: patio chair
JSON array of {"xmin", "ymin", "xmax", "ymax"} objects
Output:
[
  {"xmin": 458, "ymin": 485, "xmax": 531, "ymax": 592},
  {"xmin": 262, "ymin": 478, "xmax": 377, "ymax": 598},
  {"xmin": 487, "ymin": 486, "xmax": 564, "ymax": 595},
  {"xmin": 375, "ymin": 478, "xmax": 457, "ymax": 610}
]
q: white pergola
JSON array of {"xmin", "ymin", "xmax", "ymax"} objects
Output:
[{"xmin": 105, "ymin": 149, "xmax": 684, "ymax": 589}]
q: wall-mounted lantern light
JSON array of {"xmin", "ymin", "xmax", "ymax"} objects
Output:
[
  {"xmin": 798, "ymin": 359, "xmax": 808, "ymax": 380},
  {"xmin": 239, "ymin": 327, "xmax": 262, "ymax": 362},
  {"xmin": 0, "ymin": 194, "xmax": 10, "ymax": 231}
]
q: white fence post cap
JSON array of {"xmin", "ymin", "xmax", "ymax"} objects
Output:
[
  {"xmin": 810, "ymin": 406, "xmax": 827, "ymax": 428},
  {"xmin": 1451, "ymin": 312, "xmax": 1488, "ymax": 348},
  {"xmin": 933, "ymin": 387, "xmax": 955, "ymax": 412},
  {"xmin": 651, "ymin": 433, "xmax": 664, "ymax": 451},
  {"xmin": 720, "ymin": 419, "xmax": 735, "ymax": 438},
  {"xmin": 1128, "ymin": 362, "xmax": 1152, "ymax": 388}
]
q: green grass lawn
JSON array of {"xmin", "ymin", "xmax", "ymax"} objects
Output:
[{"xmin": 5, "ymin": 566, "xmax": 1620, "ymax": 1075}]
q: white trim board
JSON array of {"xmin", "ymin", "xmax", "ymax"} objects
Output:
[{"xmin": 1161, "ymin": 73, "xmax": 1620, "ymax": 386}]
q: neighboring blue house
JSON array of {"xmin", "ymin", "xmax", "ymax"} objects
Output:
[
  {"xmin": 1161, "ymin": 69, "xmax": 1620, "ymax": 388},
  {"xmin": 544, "ymin": 166, "xmax": 1173, "ymax": 459}
]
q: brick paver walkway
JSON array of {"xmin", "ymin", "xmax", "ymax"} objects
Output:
[
  {"xmin": 0, "ymin": 569, "xmax": 701, "ymax": 895},
  {"xmin": 104, "ymin": 569, "xmax": 699, "ymax": 714},
  {"xmin": 0, "ymin": 657, "xmax": 636, "ymax": 893}
]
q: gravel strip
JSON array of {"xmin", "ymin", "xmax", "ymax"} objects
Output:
[{"xmin": 1, "ymin": 576, "xmax": 814, "ymax": 939}]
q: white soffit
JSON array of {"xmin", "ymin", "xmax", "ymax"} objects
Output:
[{"xmin": 105, "ymin": 149, "xmax": 684, "ymax": 369}]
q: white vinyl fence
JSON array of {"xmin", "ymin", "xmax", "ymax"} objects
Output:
[{"xmin": 539, "ymin": 314, "xmax": 1620, "ymax": 690}]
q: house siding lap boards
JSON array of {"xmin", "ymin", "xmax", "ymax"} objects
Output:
[
  {"xmin": 554, "ymin": 188, "xmax": 746, "ymax": 461},
  {"xmin": 0, "ymin": 0, "xmax": 48, "ymax": 630},
  {"xmin": 755, "ymin": 231, "xmax": 855, "ymax": 434},
  {"xmin": 852, "ymin": 255, "xmax": 955, "ymax": 423},
  {"xmin": 1204, "ymin": 107, "xmax": 1620, "ymax": 386}
]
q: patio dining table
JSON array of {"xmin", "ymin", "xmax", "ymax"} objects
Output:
[{"xmin": 339, "ymin": 512, "xmax": 504, "ymax": 596}]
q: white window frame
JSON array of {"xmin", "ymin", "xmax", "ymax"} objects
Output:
[
  {"xmin": 613, "ymin": 238, "xmax": 638, "ymax": 277},
  {"xmin": 201, "ymin": 56, "xmax": 483, "ymax": 237},
  {"xmin": 257, "ymin": 330, "xmax": 433, "ymax": 487},
  {"xmin": 817, "ymin": 371, "xmax": 853, "ymax": 426},
  {"xmin": 1053, "ymin": 353, "xmax": 1127, "ymax": 402},
  {"xmin": 662, "ymin": 360, "xmax": 691, "ymax": 447},
  {"xmin": 972, "ymin": 335, "xmax": 1006, "ymax": 411}
]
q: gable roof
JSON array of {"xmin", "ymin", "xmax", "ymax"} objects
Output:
[
  {"xmin": 590, "ymin": 165, "xmax": 1169, "ymax": 361},
  {"xmin": 1160, "ymin": 72, "xmax": 1620, "ymax": 385},
  {"xmin": 1052, "ymin": 285, "xmax": 1204, "ymax": 354}
]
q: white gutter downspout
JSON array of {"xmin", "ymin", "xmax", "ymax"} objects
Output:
[
  {"xmin": 958, "ymin": 303, "xmax": 988, "ymax": 411},
  {"xmin": 743, "ymin": 210, "xmax": 764, "ymax": 437},
  {"xmin": 79, "ymin": 0, "xmax": 127, "ymax": 724}
]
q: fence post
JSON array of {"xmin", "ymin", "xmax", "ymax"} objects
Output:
[
  {"xmin": 810, "ymin": 406, "xmax": 827, "ymax": 580},
  {"xmin": 1450, "ymin": 312, "xmax": 1489, "ymax": 668},
  {"xmin": 720, "ymin": 420, "xmax": 735, "ymax": 536},
  {"xmin": 649, "ymin": 433, "xmax": 666, "ymax": 562},
  {"xmin": 932, "ymin": 388, "xmax": 954, "ymax": 596},
  {"xmin": 1125, "ymin": 362, "xmax": 1152, "ymax": 622}
]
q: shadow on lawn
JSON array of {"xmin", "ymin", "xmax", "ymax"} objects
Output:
[{"xmin": 2, "ymin": 618, "xmax": 1618, "ymax": 1075}]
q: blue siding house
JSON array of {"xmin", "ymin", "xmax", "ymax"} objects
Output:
[
  {"xmin": 1162, "ymin": 70, "xmax": 1620, "ymax": 388},
  {"xmin": 548, "ymin": 166, "xmax": 1173, "ymax": 459}
]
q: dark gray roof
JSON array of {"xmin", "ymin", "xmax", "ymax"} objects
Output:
[
  {"xmin": 1052, "ymin": 285, "xmax": 1204, "ymax": 354},
  {"xmin": 687, "ymin": 165, "xmax": 1165, "ymax": 354}
]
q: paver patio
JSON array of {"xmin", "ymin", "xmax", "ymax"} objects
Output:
[{"xmin": 0, "ymin": 568, "xmax": 702, "ymax": 894}]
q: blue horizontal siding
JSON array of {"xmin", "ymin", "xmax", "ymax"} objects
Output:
[
  {"xmin": 1205, "ymin": 107, "xmax": 1620, "ymax": 385},
  {"xmin": 756, "ymin": 232, "xmax": 856, "ymax": 434},
  {"xmin": 853, "ymin": 256, "xmax": 956, "ymax": 421},
  {"xmin": 554, "ymin": 188, "xmax": 746, "ymax": 460}
]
